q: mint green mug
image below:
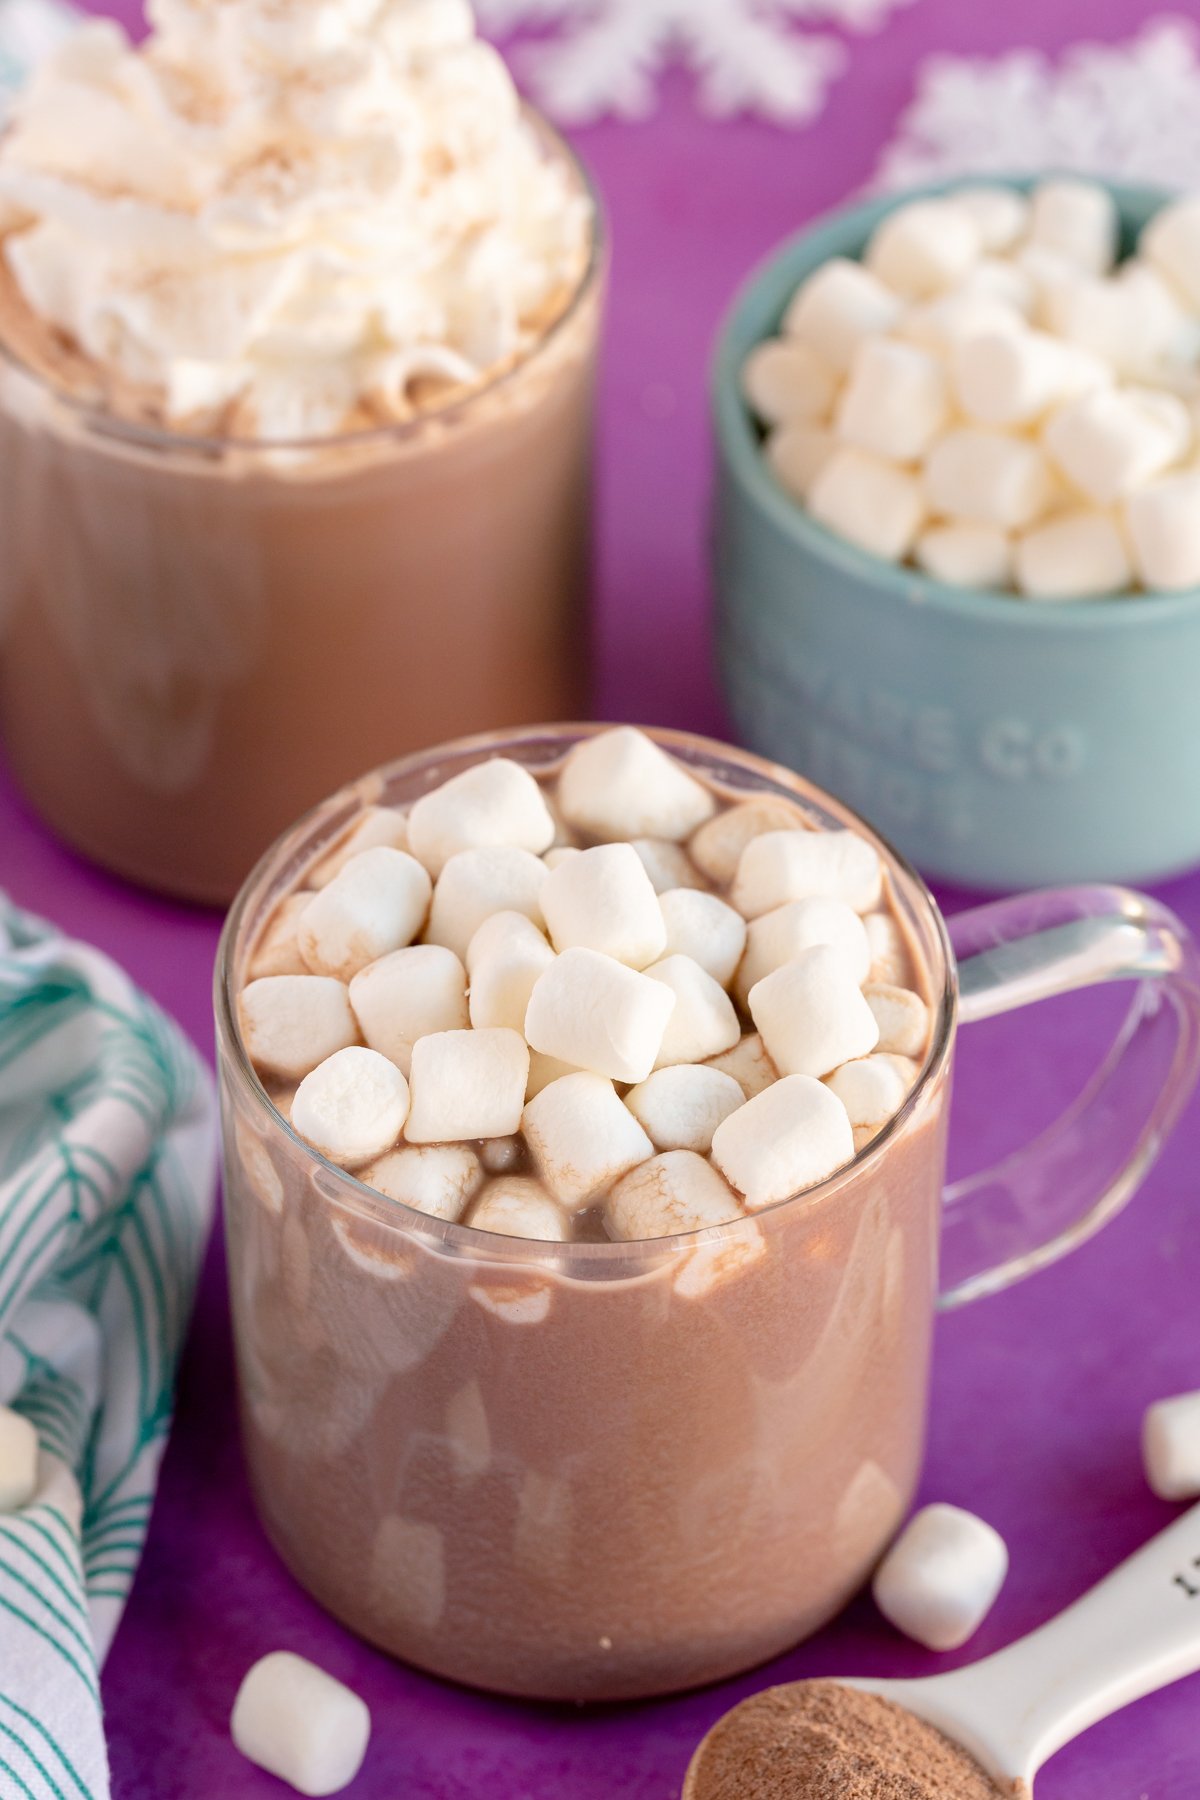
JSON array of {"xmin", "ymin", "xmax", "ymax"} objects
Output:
[{"xmin": 712, "ymin": 178, "xmax": 1200, "ymax": 891}]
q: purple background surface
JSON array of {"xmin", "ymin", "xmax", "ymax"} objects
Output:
[{"xmin": 3, "ymin": 1, "xmax": 1200, "ymax": 1794}]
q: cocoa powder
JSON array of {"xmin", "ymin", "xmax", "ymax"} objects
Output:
[{"xmin": 685, "ymin": 1681, "xmax": 1010, "ymax": 1800}]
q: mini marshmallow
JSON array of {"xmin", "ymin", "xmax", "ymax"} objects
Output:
[
  {"xmin": 711, "ymin": 1073, "xmax": 855, "ymax": 1210},
  {"xmin": 644, "ymin": 955, "xmax": 741, "ymax": 1068},
  {"xmin": 424, "ymin": 846, "xmax": 547, "ymax": 962},
  {"xmin": 673, "ymin": 1224, "xmax": 767, "ymax": 1301},
  {"xmin": 960, "ymin": 256, "xmax": 1037, "ymax": 317},
  {"xmin": 736, "ymin": 895, "xmax": 871, "ymax": 1005},
  {"xmin": 865, "ymin": 199, "xmax": 982, "ymax": 299},
  {"xmin": 1125, "ymin": 471, "xmax": 1200, "ymax": 590},
  {"xmin": 925, "ymin": 428, "xmax": 1058, "ymax": 530},
  {"xmin": 915, "ymin": 523, "xmax": 1013, "ymax": 591},
  {"xmin": 873, "ymin": 1504, "xmax": 1009, "ymax": 1652},
  {"xmin": 808, "ymin": 448, "xmax": 926, "ymax": 562},
  {"xmin": 466, "ymin": 914, "xmax": 555, "ymax": 1032},
  {"xmin": 239, "ymin": 975, "xmax": 358, "ymax": 1081},
  {"xmin": 624, "ymin": 1064, "xmax": 746, "ymax": 1153},
  {"xmin": 0, "ymin": 1406, "xmax": 38, "ymax": 1511},
  {"xmin": 952, "ymin": 327, "xmax": 1108, "ymax": 427},
  {"xmin": 291, "ymin": 1046, "xmax": 409, "ymax": 1168},
  {"xmin": 542, "ymin": 846, "xmax": 580, "ymax": 871},
  {"xmin": 348, "ymin": 945, "xmax": 468, "ymax": 1074},
  {"xmin": 628, "ymin": 838, "xmax": 709, "ymax": 894},
  {"xmin": 231, "ymin": 1651, "xmax": 371, "ymax": 1797},
  {"xmin": 1144, "ymin": 194, "xmax": 1200, "ymax": 308},
  {"xmin": 705, "ymin": 1033, "xmax": 779, "ymax": 1099},
  {"xmin": 659, "ymin": 888, "xmax": 747, "ymax": 988},
  {"xmin": 1044, "ymin": 262, "xmax": 1191, "ymax": 380},
  {"xmin": 1143, "ymin": 1390, "xmax": 1200, "ymax": 1500},
  {"xmin": 359, "ymin": 1144, "xmax": 481, "ymax": 1222},
  {"xmin": 750, "ymin": 944, "xmax": 880, "ymax": 1079},
  {"xmin": 742, "ymin": 337, "xmax": 838, "ymax": 425},
  {"xmin": 864, "ymin": 983, "xmax": 931, "ymax": 1057},
  {"xmin": 1044, "ymin": 387, "xmax": 1191, "ymax": 506},
  {"xmin": 783, "ymin": 255, "xmax": 903, "ymax": 374},
  {"xmin": 557, "ymin": 727, "xmax": 716, "ymax": 843},
  {"xmin": 406, "ymin": 758, "xmax": 555, "ymax": 878},
  {"xmin": 523, "ymin": 1072, "xmax": 653, "ymax": 1208},
  {"xmin": 308, "ymin": 807, "xmax": 410, "ymax": 889},
  {"xmin": 405, "ymin": 1028, "xmax": 529, "ymax": 1143},
  {"xmin": 955, "ymin": 184, "xmax": 1029, "ymax": 253},
  {"xmin": 835, "ymin": 337, "xmax": 949, "ymax": 462},
  {"xmin": 607, "ymin": 1151, "xmax": 743, "ymax": 1241},
  {"xmin": 1015, "ymin": 241, "xmax": 1083, "ymax": 319},
  {"xmin": 689, "ymin": 796, "xmax": 807, "ymax": 887},
  {"xmin": 541, "ymin": 843, "xmax": 668, "ymax": 968},
  {"xmin": 479, "ymin": 1135, "xmax": 524, "ymax": 1173},
  {"xmin": 864, "ymin": 911, "xmax": 914, "ymax": 987},
  {"xmin": 524, "ymin": 947, "xmax": 676, "ymax": 1084},
  {"xmin": 468, "ymin": 1176, "xmax": 569, "ymax": 1242},
  {"xmin": 897, "ymin": 291, "xmax": 1024, "ymax": 359},
  {"xmin": 825, "ymin": 1054, "xmax": 913, "ymax": 1128},
  {"xmin": 766, "ymin": 423, "xmax": 835, "ymax": 503},
  {"xmin": 731, "ymin": 828, "xmax": 883, "ymax": 919},
  {"xmin": 298, "ymin": 847, "xmax": 432, "ymax": 981},
  {"xmin": 526, "ymin": 1049, "xmax": 580, "ymax": 1098},
  {"xmin": 249, "ymin": 893, "xmax": 312, "ymax": 980},
  {"xmin": 1015, "ymin": 509, "xmax": 1132, "ymax": 599},
  {"xmin": 1029, "ymin": 177, "xmax": 1117, "ymax": 275}
]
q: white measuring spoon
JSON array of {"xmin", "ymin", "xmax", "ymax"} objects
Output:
[{"xmin": 684, "ymin": 1501, "xmax": 1200, "ymax": 1796}]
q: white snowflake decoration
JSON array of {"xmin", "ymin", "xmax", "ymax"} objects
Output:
[
  {"xmin": 474, "ymin": 0, "xmax": 917, "ymax": 126},
  {"xmin": 876, "ymin": 15, "xmax": 1200, "ymax": 191}
]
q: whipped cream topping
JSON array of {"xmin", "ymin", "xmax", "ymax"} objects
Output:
[{"xmin": 0, "ymin": 0, "xmax": 592, "ymax": 439}]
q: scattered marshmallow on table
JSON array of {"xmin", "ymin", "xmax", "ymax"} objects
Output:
[
  {"xmin": 0, "ymin": 1406, "xmax": 38, "ymax": 1512},
  {"xmin": 523, "ymin": 1072, "xmax": 653, "ymax": 1208},
  {"xmin": 405, "ymin": 1028, "xmax": 529, "ymax": 1143},
  {"xmin": 607, "ymin": 1151, "xmax": 743, "ymax": 1240},
  {"xmin": 864, "ymin": 983, "xmax": 931, "ymax": 1058},
  {"xmin": 736, "ymin": 894, "xmax": 871, "ymax": 1004},
  {"xmin": 808, "ymin": 447, "xmax": 926, "ymax": 562},
  {"xmin": 731, "ymin": 828, "xmax": 882, "ymax": 919},
  {"xmin": 872, "ymin": 1504, "xmax": 1009, "ymax": 1652},
  {"xmin": 1015, "ymin": 509, "xmax": 1132, "ymax": 600},
  {"xmin": 659, "ymin": 888, "xmax": 747, "ymax": 988},
  {"xmin": 231, "ymin": 1651, "xmax": 371, "ymax": 1797},
  {"xmin": 466, "ymin": 913, "xmax": 555, "ymax": 1033},
  {"xmin": 749, "ymin": 944, "xmax": 880, "ymax": 1079},
  {"xmin": 239, "ymin": 975, "xmax": 359, "ymax": 1082},
  {"xmin": 298, "ymin": 847, "xmax": 432, "ymax": 981},
  {"xmin": 835, "ymin": 337, "xmax": 949, "ymax": 462},
  {"xmin": 524, "ymin": 946, "xmax": 676, "ymax": 1084},
  {"xmin": 624, "ymin": 1064, "xmax": 745, "ymax": 1153},
  {"xmin": 468, "ymin": 1177, "xmax": 569, "ymax": 1241},
  {"xmin": 915, "ymin": 523, "xmax": 1013, "ymax": 591},
  {"xmin": 424, "ymin": 846, "xmax": 547, "ymax": 962},
  {"xmin": 541, "ymin": 843, "xmax": 667, "ymax": 968},
  {"xmin": 711, "ymin": 1073, "xmax": 854, "ymax": 1210},
  {"xmin": 349, "ymin": 944, "xmax": 468, "ymax": 1074},
  {"xmin": 360, "ymin": 1145, "xmax": 481, "ymax": 1222},
  {"xmin": 291, "ymin": 1046, "xmax": 410, "ymax": 1169},
  {"xmin": 865, "ymin": 198, "xmax": 982, "ymax": 299},
  {"xmin": 407, "ymin": 757, "xmax": 555, "ymax": 878},
  {"xmin": 1143, "ymin": 1390, "xmax": 1200, "ymax": 1500},
  {"xmin": 557, "ymin": 727, "xmax": 716, "ymax": 842},
  {"xmin": 645, "ymin": 954, "xmax": 741, "ymax": 1068},
  {"xmin": 1125, "ymin": 472, "xmax": 1200, "ymax": 590},
  {"xmin": 783, "ymin": 256, "xmax": 903, "ymax": 373},
  {"xmin": 742, "ymin": 336, "xmax": 838, "ymax": 425}
]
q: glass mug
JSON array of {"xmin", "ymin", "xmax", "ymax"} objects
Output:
[{"xmin": 214, "ymin": 726, "xmax": 1200, "ymax": 1702}]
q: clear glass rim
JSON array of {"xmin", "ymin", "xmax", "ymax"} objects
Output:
[
  {"xmin": 0, "ymin": 106, "xmax": 605, "ymax": 457},
  {"xmin": 214, "ymin": 723, "xmax": 958, "ymax": 1263}
]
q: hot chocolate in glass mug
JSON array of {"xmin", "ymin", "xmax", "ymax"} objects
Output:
[{"xmin": 215, "ymin": 726, "xmax": 1200, "ymax": 1704}]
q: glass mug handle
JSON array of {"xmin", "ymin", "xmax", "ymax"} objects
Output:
[{"xmin": 939, "ymin": 885, "xmax": 1200, "ymax": 1309}]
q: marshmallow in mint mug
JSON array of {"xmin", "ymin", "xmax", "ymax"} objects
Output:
[
  {"xmin": 712, "ymin": 178, "xmax": 1200, "ymax": 889},
  {"xmin": 216, "ymin": 727, "xmax": 1200, "ymax": 1702}
]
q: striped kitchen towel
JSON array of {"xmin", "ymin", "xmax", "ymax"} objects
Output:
[{"xmin": 0, "ymin": 896, "xmax": 216, "ymax": 1800}]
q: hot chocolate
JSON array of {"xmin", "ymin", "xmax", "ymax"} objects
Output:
[
  {"xmin": 217, "ymin": 728, "xmax": 952, "ymax": 1702},
  {"xmin": 0, "ymin": 0, "xmax": 601, "ymax": 901}
]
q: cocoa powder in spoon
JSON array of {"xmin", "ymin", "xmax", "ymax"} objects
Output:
[{"xmin": 684, "ymin": 1681, "xmax": 1013, "ymax": 1800}]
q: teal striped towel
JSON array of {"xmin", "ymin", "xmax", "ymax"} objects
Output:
[{"xmin": 0, "ymin": 897, "xmax": 216, "ymax": 1800}]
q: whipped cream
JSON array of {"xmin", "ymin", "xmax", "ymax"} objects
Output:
[{"xmin": 0, "ymin": 0, "xmax": 592, "ymax": 439}]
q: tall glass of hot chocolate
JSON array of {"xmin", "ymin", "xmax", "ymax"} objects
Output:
[
  {"xmin": 0, "ymin": 0, "xmax": 601, "ymax": 902},
  {"xmin": 215, "ymin": 725, "xmax": 1200, "ymax": 1702}
]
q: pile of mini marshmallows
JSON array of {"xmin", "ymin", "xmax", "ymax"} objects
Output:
[
  {"xmin": 238, "ymin": 728, "xmax": 930, "ymax": 1246},
  {"xmin": 743, "ymin": 180, "xmax": 1200, "ymax": 597}
]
